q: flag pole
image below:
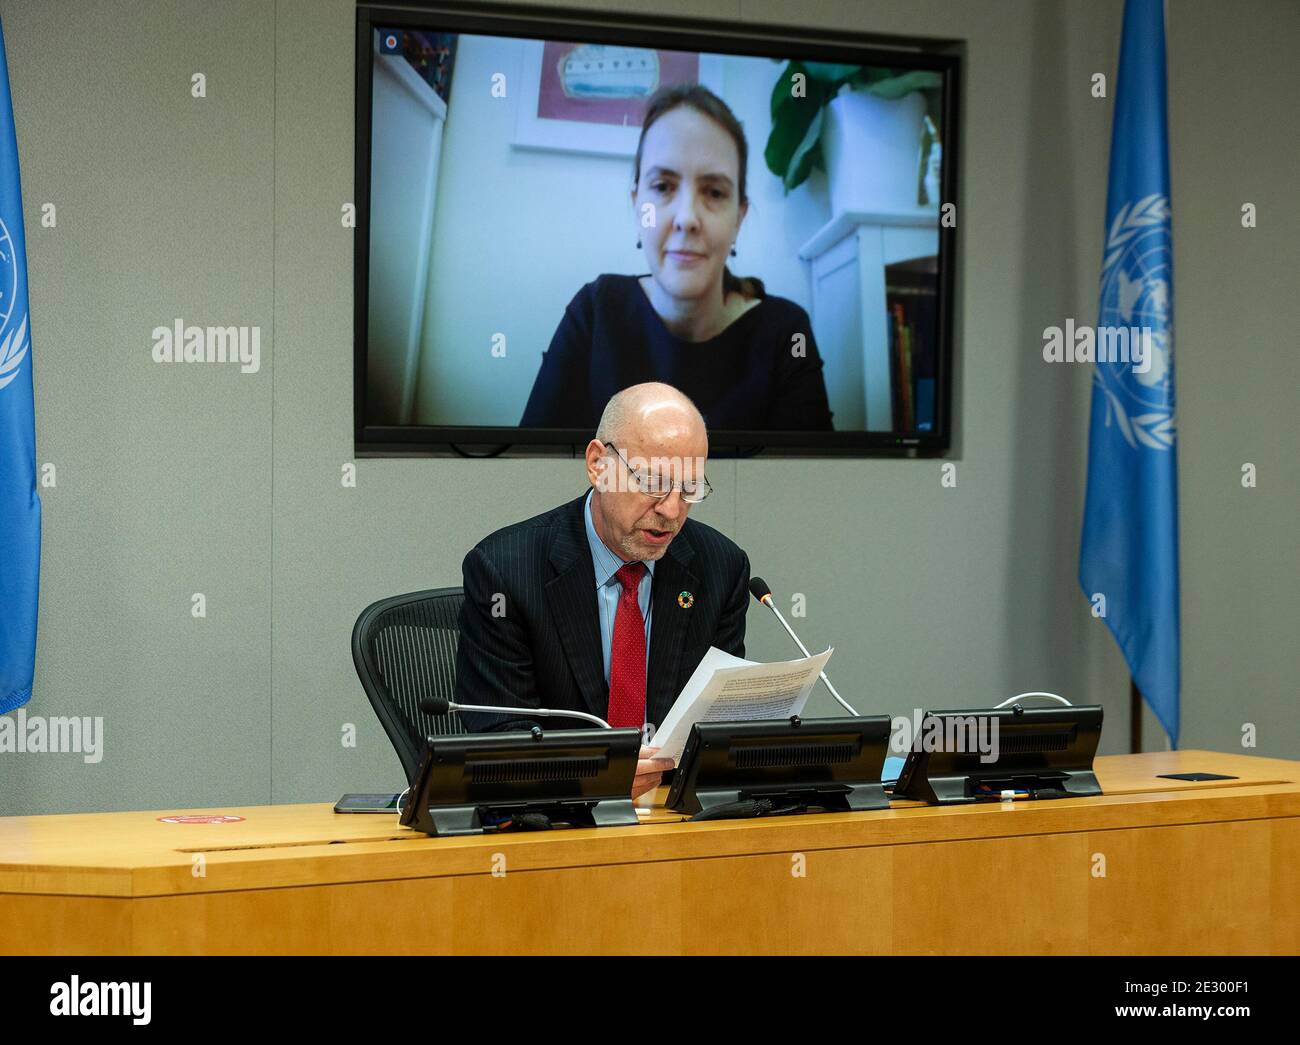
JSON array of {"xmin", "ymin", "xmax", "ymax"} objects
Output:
[{"xmin": 1130, "ymin": 678, "xmax": 1143, "ymax": 753}]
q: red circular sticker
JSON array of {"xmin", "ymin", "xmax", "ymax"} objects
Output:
[{"xmin": 156, "ymin": 814, "xmax": 246, "ymax": 824}]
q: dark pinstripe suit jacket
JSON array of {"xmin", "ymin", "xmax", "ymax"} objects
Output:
[{"xmin": 454, "ymin": 490, "xmax": 750, "ymax": 733}]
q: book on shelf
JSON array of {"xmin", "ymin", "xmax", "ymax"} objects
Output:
[{"xmin": 885, "ymin": 255, "xmax": 939, "ymax": 433}]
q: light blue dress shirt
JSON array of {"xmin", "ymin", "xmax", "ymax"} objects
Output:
[{"xmin": 583, "ymin": 489, "xmax": 654, "ymax": 684}]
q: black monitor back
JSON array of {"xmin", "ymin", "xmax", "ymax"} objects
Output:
[
  {"xmin": 667, "ymin": 716, "xmax": 892, "ymax": 815},
  {"xmin": 401, "ymin": 727, "xmax": 642, "ymax": 835},
  {"xmin": 892, "ymin": 705, "xmax": 1104, "ymax": 804}
]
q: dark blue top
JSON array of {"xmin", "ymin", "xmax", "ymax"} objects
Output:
[{"xmin": 520, "ymin": 274, "xmax": 834, "ymax": 432}]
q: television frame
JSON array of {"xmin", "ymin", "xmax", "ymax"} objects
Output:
[{"xmin": 354, "ymin": 1, "xmax": 963, "ymax": 455}]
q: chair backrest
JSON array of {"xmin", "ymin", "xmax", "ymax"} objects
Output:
[{"xmin": 351, "ymin": 587, "xmax": 468, "ymax": 786}]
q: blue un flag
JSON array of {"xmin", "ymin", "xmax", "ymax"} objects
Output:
[
  {"xmin": 0, "ymin": 16, "xmax": 40, "ymax": 714},
  {"xmin": 1079, "ymin": 0, "xmax": 1179, "ymax": 744}
]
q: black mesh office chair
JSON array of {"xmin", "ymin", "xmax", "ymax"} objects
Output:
[{"xmin": 351, "ymin": 587, "xmax": 468, "ymax": 786}]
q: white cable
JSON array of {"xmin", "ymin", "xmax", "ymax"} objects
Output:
[
  {"xmin": 449, "ymin": 701, "xmax": 612, "ymax": 729},
  {"xmin": 994, "ymin": 691, "xmax": 1072, "ymax": 708}
]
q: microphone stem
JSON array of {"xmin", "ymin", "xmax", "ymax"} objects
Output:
[
  {"xmin": 448, "ymin": 701, "xmax": 612, "ymax": 729},
  {"xmin": 765, "ymin": 600, "xmax": 860, "ymax": 716}
]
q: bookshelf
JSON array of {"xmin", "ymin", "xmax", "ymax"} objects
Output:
[{"xmin": 798, "ymin": 209, "xmax": 939, "ymax": 431}]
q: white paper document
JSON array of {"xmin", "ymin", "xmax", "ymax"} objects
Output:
[{"xmin": 649, "ymin": 646, "xmax": 834, "ymax": 764}]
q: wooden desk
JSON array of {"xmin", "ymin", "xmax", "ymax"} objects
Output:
[{"xmin": 2, "ymin": 750, "xmax": 1297, "ymax": 955}]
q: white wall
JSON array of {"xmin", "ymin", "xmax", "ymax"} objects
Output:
[
  {"xmin": 366, "ymin": 49, "xmax": 445, "ymax": 423},
  {"xmin": 415, "ymin": 33, "xmax": 645, "ymax": 426}
]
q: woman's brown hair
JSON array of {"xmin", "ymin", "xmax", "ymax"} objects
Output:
[{"xmin": 633, "ymin": 83, "xmax": 765, "ymax": 300}]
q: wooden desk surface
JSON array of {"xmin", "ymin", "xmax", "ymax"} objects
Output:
[
  {"xmin": 2, "ymin": 750, "xmax": 1297, "ymax": 954},
  {"xmin": 1, "ymin": 749, "xmax": 1296, "ymax": 897}
]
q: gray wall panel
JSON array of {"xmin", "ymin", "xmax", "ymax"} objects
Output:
[{"xmin": 0, "ymin": 0, "xmax": 1293, "ymax": 816}]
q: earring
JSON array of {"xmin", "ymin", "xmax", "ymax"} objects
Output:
[{"xmin": 730, "ymin": 244, "xmax": 737, "ymax": 257}]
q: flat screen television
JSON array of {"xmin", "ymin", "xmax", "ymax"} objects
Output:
[{"xmin": 355, "ymin": 2, "xmax": 961, "ymax": 453}]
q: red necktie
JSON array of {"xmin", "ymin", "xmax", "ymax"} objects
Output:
[{"xmin": 607, "ymin": 562, "xmax": 647, "ymax": 729}]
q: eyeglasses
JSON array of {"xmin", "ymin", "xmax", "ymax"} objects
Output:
[{"xmin": 602, "ymin": 443, "xmax": 713, "ymax": 504}]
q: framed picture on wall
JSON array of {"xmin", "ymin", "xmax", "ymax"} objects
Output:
[{"xmin": 512, "ymin": 39, "xmax": 725, "ymax": 156}]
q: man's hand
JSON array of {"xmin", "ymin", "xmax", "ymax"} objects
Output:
[{"xmin": 632, "ymin": 744, "xmax": 674, "ymax": 800}]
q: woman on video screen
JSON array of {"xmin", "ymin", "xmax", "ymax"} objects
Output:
[{"xmin": 520, "ymin": 84, "xmax": 834, "ymax": 432}]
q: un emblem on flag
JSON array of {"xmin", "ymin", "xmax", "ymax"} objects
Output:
[
  {"xmin": 0, "ymin": 216, "xmax": 29, "ymax": 392},
  {"xmin": 1095, "ymin": 193, "xmax": 1175, "ymax": 450}
]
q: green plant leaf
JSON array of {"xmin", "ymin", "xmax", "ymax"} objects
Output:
[
  {"xmin": 765, "ymin": 100, "xmax": 817, "ymax": 182},
  {"xmin": 768, "ymin": 60, "xmax": 800, "ymax": 120},
  {"xmin": 802, "ymin": 62, "xmax": 861, "ymax": 84},
  {"xmin": 783, "ymin": 105, "xmax": 824, "ymax": 193},
  {"xmin": 765, "ymin": 61, "xmax": 824, "ymax": 182},
  {"xmin": 858, "ymin": 69, "xmax": 943, "ymax": 101}
]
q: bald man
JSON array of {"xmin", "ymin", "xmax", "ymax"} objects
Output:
[{"xmin": 454, "ymin": 382, "xmax": 750, "ymax": 799}]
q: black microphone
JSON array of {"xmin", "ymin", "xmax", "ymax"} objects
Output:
[
  {"xmin": 748, "ymin": 576, "xmax": 859, "ymax": 716},
  {"xmin": 418, "ymin": 696, "xmax": 611, "ymax": 729}
]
